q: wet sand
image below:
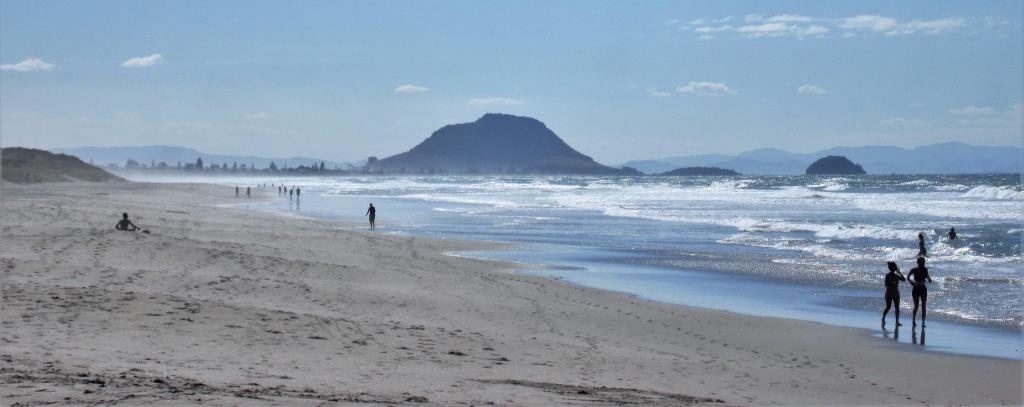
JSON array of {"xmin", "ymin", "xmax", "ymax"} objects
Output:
[{"xmin": 1, "ymin": 182, "xmax": 1020, "ymax": 405}]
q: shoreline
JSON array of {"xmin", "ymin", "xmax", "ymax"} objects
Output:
[
  {"xmin": 2, "ymin": 182, "xmax": 1020, "ymax": 405},
  {"xmin": 443, "ymin": 247, "xmax": 1022, "ymax": 361},
  {"xmin": 242, "ymin": 189, "xmax": 1022, "ymax": 360}
]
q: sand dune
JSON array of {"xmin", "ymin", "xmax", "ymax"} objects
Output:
[
  {"xmin": 1, "ymin": 182, "xmax": 1019, "ymax": 405},
  {"xmin": 2, "ymin": 147, "xmax": 123, "ymax": 184}
]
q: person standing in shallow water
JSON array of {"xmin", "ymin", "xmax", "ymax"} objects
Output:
[
  {"xmin": 947, "ymin": 227, "xmax": 958, "ymax": 240},
  {"xmin": 916, "ymin": 233, "xmax": 927, "ymax": 258},
  {"xmin": 907, "ymin": 257, "xmax": 932, "ymax": 327},
  {"xmin": 882, "ymin": 261, "xmax": 906, "ymax": 327},
  {"xmin": 365, "ymin": 203, "xmax": 376, "ymax": 230}
]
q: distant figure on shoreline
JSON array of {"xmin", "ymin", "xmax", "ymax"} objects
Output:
[
  {"xmin": 115, "ymin": 213, "xmax": 139, "ymax": 232},
  {"xmin": 916, "ymin": 233, "xmax": 927, "ymax": 258},
  {"xmin": 907, "ymin": 257, "xmax": 932, "ymax": 327},
  {"xmin": 882, "ymin": 261, "xmax": 906, "ymax": 327},
  {"xmin": 235, "ymin": 186, "xmax": 239, "ymax": 198},
  {"xmin": 366, "ymin": 203, "xmax": 376, "ymax": 230},
  {"xmin": 296, "ymin": 187, "xmax": 301, "ymax": 200},
  {"xmin": 947, "ymin": 227, "xmax": 958, "ymax": 240},
  {"xmin": 246, "ymin": 186, "xmax": 251, "ymax": 198},
  {"xmin": 289, "ymin": 188, "xmax": 294, "ymax": 200}
]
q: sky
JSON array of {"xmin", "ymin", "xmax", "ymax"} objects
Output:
[{"xmin": 1, "ymin": 1, "xmax": 1022, "ymax": 164}]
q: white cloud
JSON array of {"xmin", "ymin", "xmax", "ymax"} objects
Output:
[
  {"xmin": 244, "ymin": 112, "xmax": 272, "ymax": 120},
  {"xmin": 468, "ymin": 97, "xmax": 525, "ymax": 106},
  {"xmin": 951, "ymin": 104, "xmax": 1023, "ymax": 129},
  {"xmin": 838, "ymin": 15, "xmax": 899, "ymax": 32},
  {"xmin": 121, "ymin": 53, "xmax": 163, "ymax": 68},
  {"xmin": 694, "ymin": 25, "xmax": 734, "ymax": 33},
  {"xmin": 648, "ymin": 88, "xmax": 673, "ymax": 97},
  {"xmin": 394, "ymin": 84, "xmax": 430, "ymax": 93},
  {"xmin": 678, "ymin": 81, "xmax": 736, "ymax": 96},
  {"xmin": 881, "ymin": 117, "xmax": 930, "ymax": 127},
  {"xmin": 839, "ymin": 15, "xmax": 964, "ymax": 36},
  {"xmin": 0, "ymin": 58, "xmax": 56, "ymax": 72},
  {"xmin": 738, "ymin": 22, "xmax": 790, "ymax": 35},
  {"xmin": 685, "ymin": 14, "xmax": 963, "ymax": 39},
  {"xmin": 948, "ymin": 106, "xmax": 993, "ymax": 116},
  {"xmin": 766, "ymin": 14, "xmax": 814, "ymax": 23},
  {"xmin": 735, "ymin": 22, "xmax": 828, "ymax": 38},
  {"xmin": 698, "ymin": 35, "xmax": 716, "ymax": 41},
  {"xmin": 797, "ymin": 84, "xmax": 829, "ymax": 95}
]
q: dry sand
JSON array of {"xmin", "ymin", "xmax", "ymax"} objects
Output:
[{"xmin": 1, "ymin": 182, "xmax": 1020, "ymax": 406}]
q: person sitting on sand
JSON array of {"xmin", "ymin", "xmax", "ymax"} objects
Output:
[
  {"xmin": 906, "ymin": 257, "xmax": 932, "ymax": 327},
  {"xmin": 115, "ymin": 213, "xmax": 140, "ymax": 231},
  {"xmin": 947, "ymin": 227, "xmax": 957, "ymax": 240},
  {"xmin": 916, "ymin": 233, "xmax": 927, "ymax": 258},
  {"xmin": 365, "ymin": 203, "xmax": 376, "ymax": 230},
  {"xmin": 882, "ymin": 261, "xmax": 906, "ymax": 327}
]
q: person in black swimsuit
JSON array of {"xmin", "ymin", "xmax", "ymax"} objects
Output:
[
  {"xmin": 906, "ymin": 257, "xmax": 932, "ymax": 327},
  {"xmin": 917, "ymin": 233, "xmax": 927, "ymax": 258},
  {"xmin": 947, "ymin": 227, "xmax": 957, "ymax": 240},
  {"xmin": 882, "ymin": 261, "xmax": 906, "ymax": 327},
  {"xmin": 365, "ymin": 203, "xmax": 376, "ymax": 230},
  {"xmin": 115, "ymin": 213, "xmax": 139, "ymax": 231}
]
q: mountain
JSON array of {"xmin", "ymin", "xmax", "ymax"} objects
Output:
[
  {"xmin": 2, "ymin": 147, "xmax": 124, "ymax": 184},
  {"xmin": 805, "ymin": 156, "xmax": 866, "ymax": 175},
  {"xmin": 52, "ymin": 145, "xmax": 355, "ymax": 170},
  {"xmin": 622, "ymin": 142, "xmax": 1022, "ymax": 175},
  {"xmin": 376, "ymin": 113, "xmax": 631, "ymax": 174},
  {"xmin": 660, "ymin": 166, "xmax": 740, "ymax": 176}
]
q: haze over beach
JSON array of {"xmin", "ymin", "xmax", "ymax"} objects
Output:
[{"xmin": 2, "ymin": 1, "xmax": 1022, "ymax": 406}]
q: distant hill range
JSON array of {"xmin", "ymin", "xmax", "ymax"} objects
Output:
[
  {"xmin": 805, "ymin": 156, "xmax": 866, "ymax": 175},
  {"xmin": 52, "ymin": 145, "xmax": 357, "ymax": 170},
  {"xmin": 2, "ymin": 147, "xmax": 123, "ymax": 184},
  {"xmin": 376, "ymin": 113, "xmax": 634, "ymax": 175},
  {"xmin": 660, "ymin": 166, "xmax": 740, "ymax": 176},
  {"xmin": 622, "ymin": 142, "xmax": 1022, "ymax": 175}
]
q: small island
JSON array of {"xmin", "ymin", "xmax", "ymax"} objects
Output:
[
  {"xmin": 659, "ymin": 166, "xmax": 740, "ymax": 176},
  {"xmin": 805, "ymin": 155, "xmax": 866, "ymax": 175}
]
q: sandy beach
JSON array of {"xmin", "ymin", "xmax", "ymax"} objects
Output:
[{"xmin": 1, "ymin": 182, "xmax": 1020, "ymax": 406}]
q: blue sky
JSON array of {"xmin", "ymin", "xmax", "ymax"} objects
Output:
[{"xmin": 2, "ymin": 1, "xmax": 1021, "ymax": 163}]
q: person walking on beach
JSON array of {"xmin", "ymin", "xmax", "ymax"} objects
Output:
[
  {"xmin": 882, "ymin": 261, "xmax": 906, "ymax": 327},
  {"xmin": 296, "ymin": 187, "xmax": 301, "ymax": 200},
  {"xmin": 365, "ymin": 203, "xmax": 376, "ymax": 230},
  {"xmin": 235, "ymin": 186, "xmax": 239, "ymax": 198},
  {"xmin": 947, "ymin": 227, "xmax": 958, "ymax": 240},
  {"xmin": 289, "ymin": 188, "xmax": 294, "ymax": 200},
  {"xmin": 916, "ymin": 233, "xmax": 927, "ymax": 258},
  {"xmin": 246, "ymin": 186, "xmax": 251, "ymax": 198},
  {"xmin": 907, "ymin": 257, "xmax": 932, "ymax": 327}
]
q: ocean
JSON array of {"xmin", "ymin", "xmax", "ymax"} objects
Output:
[{"xmin": 132, "ymin": 173, "xmax": 1023, "ymax": 359}]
